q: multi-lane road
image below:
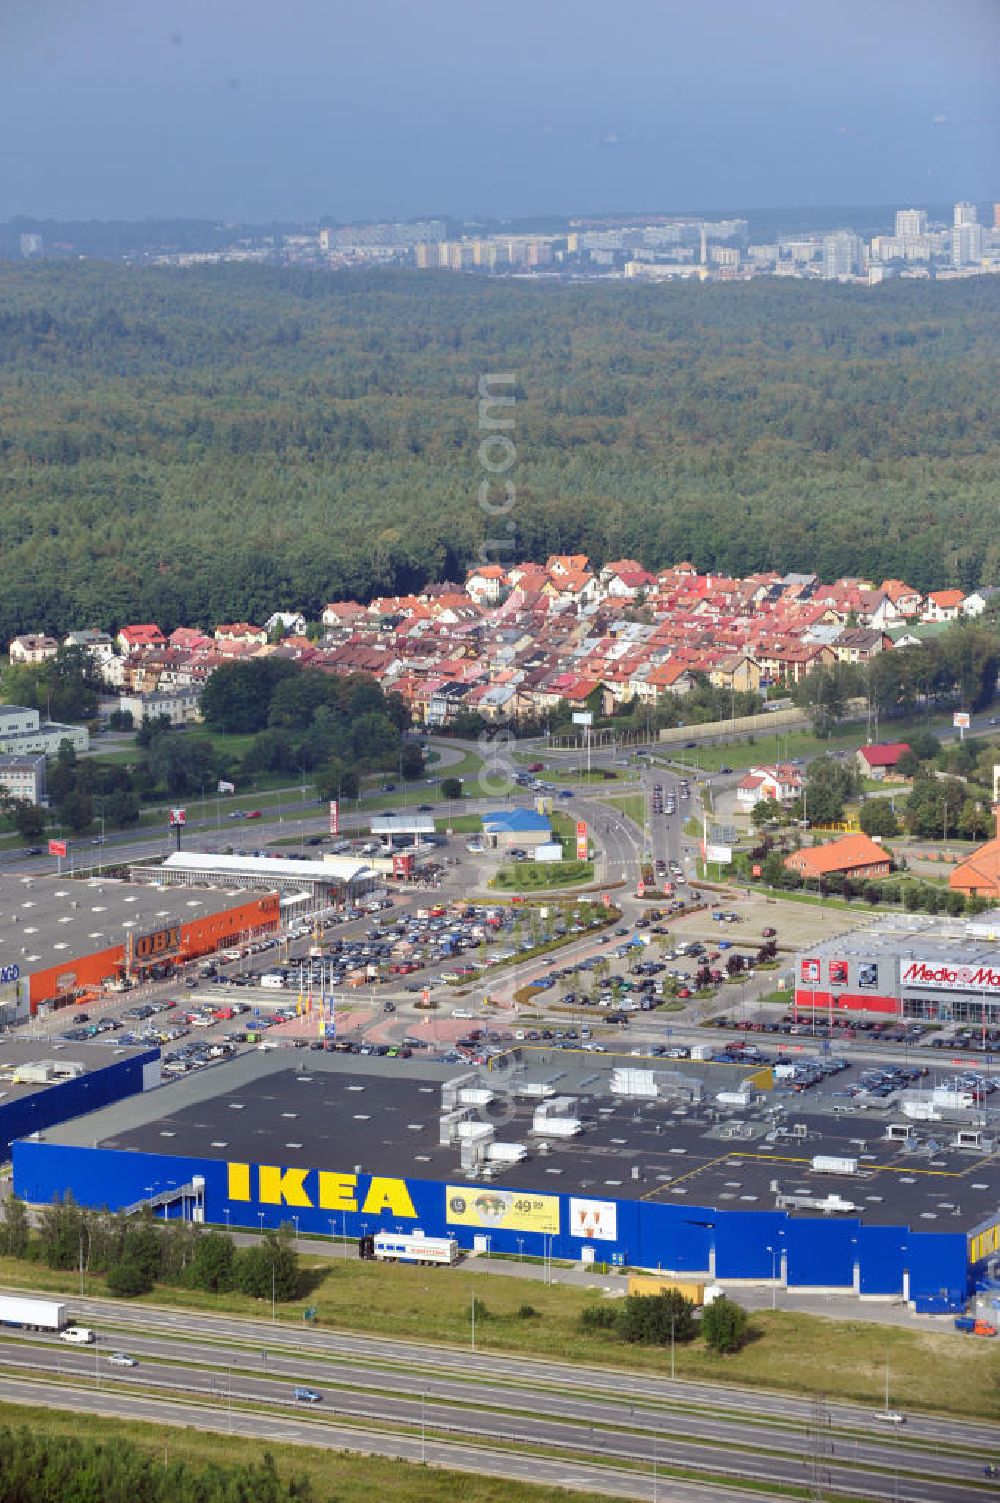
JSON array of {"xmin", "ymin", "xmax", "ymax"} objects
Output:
[{"xmin": 0, "ymin": 1294, "xmax": 996, "ymax": 1502}]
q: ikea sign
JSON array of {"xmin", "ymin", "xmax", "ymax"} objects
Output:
[{"xmin": 227, "ymin": 1162, "xmax": 418, "ymax": 1219}]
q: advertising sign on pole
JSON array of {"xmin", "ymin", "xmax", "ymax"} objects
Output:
[
  {"xmin": 329, "ymin": 799, "xmax": 340, "ymax": 836},
  {"xmin": 168, "ymin": 808, "xmax": 186, "ymax": 827},
  {"xmin": 48, "ymin": 839, "xmax": 68, "ymax": 858},
  {"xmin": 575, "ymin": 820, "xmax": 588, "ymax": 861}
]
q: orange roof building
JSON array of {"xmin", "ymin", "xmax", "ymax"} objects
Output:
[
  {"xmin": 784, "ymin": 833, "xmax": 892, "ymax": 882},
  {"xmin": 951, "ymin": 812, "xmax": 1000, "ymax": 899}
]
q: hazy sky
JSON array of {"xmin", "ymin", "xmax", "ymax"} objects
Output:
[{"xmin": 2, "ymin": 0, "xmax": 997, "ymax": 222}]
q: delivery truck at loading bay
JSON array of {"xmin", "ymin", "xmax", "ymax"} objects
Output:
[{"xmin": 0, "ymin": 1295, "xmax": 68, "ymax": 1332}]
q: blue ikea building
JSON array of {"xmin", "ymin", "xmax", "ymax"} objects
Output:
[
  {"xmin": 0, "ymin": 1042, "xmax": 160, "ymax": 1163},
  {"xmin": 10, "ymin": 1054, "xmax": 989, "ymax": 1310}
]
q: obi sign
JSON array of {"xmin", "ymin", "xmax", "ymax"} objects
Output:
[
  {"xmin": 133, "ymin": 925, "xmax": 182, "ymax": 963},
  {"xmin": 902, "ymin": 959, "xmax": 1000, "ymax": 993},
  {"xmin": 575, "ymin": 821, "xmax": 588, "ymax": 861}
]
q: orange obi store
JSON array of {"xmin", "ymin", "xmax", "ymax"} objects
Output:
[{"xmin": 0, "ymin": 874, "xmax": 281, "ymax": 1016}]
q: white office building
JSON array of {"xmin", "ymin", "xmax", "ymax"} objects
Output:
[{"xmin": 822, "ymin": 231, "xmax": 863, "ymax": 280}]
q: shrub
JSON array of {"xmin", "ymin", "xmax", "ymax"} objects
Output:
[
  {"xmin": 516, "ymin": 1303, "xmax": 540, "ymax": 1320},
  {"xmin": 702, "ymin": 1295, "xmax": 750, "ymax": 1354},
  {"xmin": 617, "ymin": 1291, "xmax": 696, "ymax": 1346},
  {"xmin": 105, "ymin": 1259, "xmax": 152, "ymax": 1297},
  {"xmin": 579, "ymin": 1303, "xmax": 618, "ymax": 1331}
]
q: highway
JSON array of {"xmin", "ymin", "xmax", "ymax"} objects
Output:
[{"xmin": 0, "ymin": 1295, "xmax": 996, "ymax": 1501}]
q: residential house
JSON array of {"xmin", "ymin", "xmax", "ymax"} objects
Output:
[
  {"xmin": 264, "ymin": 611, "xmax": 308, "ymax": 638},
  {"xmin": 921, "ymin": 590, "xmax": 964, "ymax": 623},
  {"xmin": 214, "ymin": 622, "xmax": 268, "ymax": 646},
  {"xmin": 736, "ymin": 763, "xmax": 804, "ymax": 809},
  {"xmin": 321, "ymin": 601, "xmax": 368, "ymax": 629},
  {"xmin": 64, "ymin": 629, "xmax": 116, "ymax": 666},
  {"xmin": 856, "ymin": 742, "xmax": 911, "ymax": 781},
  {"xmin": 465, "ymin": 565, "xmax": 508, "ymax": 606},
  {"xmin": 8, "ymin": 634, "xmax": 58, "ymax": 666},
  {"xmin": 116, "ymin": 623, "xmax": 166, "ymax": 654},
  {"xmin": 118, "ymin": 688, "xmax": 202, "ymax": 727}
]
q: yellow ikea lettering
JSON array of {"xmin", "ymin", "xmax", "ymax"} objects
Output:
[
  {"xmin": 227, "ymin": 1162, "xmax": 251, "ymax": 1202},
  {"xmin": 361, "ymin": 1176, "xmax": 416, "ymax": 1219},
  {"xmin": 258, "ymin": 1165, "xmax": 313, "ymax": 1207},
  {"xmin": 318, "ymin": 1171, "xmax": 357, "ymax": 1213}
]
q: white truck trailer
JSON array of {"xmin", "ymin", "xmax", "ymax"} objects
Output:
[
  {"xmin": 0, "ymin": 1295, "xmax": 68, "ymax": 1332},
  {"xmin": 372, "ymin": 1232, "xmax": 459, "ymax": 1265}
]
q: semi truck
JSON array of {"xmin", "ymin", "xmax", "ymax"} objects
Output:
[
  {"xmin": 360, "ymin": 1232, "xmax": 459, "ymax": 1266},
  {"xmin": 0, "ymin": 1295, "xmax": 68, "ymax": 1332}
]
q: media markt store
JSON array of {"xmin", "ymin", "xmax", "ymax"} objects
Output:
[
  {"xmin": 0, "ymin": 962, "xmax": 28, "ymax": 1030},
  {"xmin": 900, "ymin": 956, "xmax": 1000, "ymax": 1028}
]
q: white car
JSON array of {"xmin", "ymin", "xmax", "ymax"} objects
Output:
[{"xmin": 107, "ymin": 1351, "xmax": 138, "ymax": 1368}]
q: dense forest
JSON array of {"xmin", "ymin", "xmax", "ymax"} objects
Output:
[{"xmin": 0, "ymin": 263, "xmax": 997, "ymax": 638}]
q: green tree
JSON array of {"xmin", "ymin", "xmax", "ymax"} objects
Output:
[
  {"xmin": 189, "ymin": 1230, "xmax": 236, "ymax": 1292},
  {"xmin": 0, "ymin": 1196, "xmax": 29, "ymax": 1258},
  {"xmin": 440, "ymin": 776, "xmax": 464, "ymax": 800},
  {"xmin": 859, "ymin": 800, "xmax": 900, "ymax": 837},
  {"xmin": 7, "ymin": 799, "xmax": 46, "ymax": 843},
  {"xmin": 616, "ymin": 1290, "xmax": 696, "ymax": 1346},
  {"xmin": 105, "ymin": 1259, "xmax": 152, "ymax": 1297},
  {"xmin": 702, "ymin": 1295, "xmax": 750, "ymax": 1354},
  {"xmin": 235, "ymin": 1227, "xmax": 299, "ymax": 1302}
]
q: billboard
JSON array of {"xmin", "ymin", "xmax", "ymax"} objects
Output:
[
  {"xmin": 800, "ymin": 958, "xmax": 821, "ymax": 983},
  {"xmin": 858, "ymin": 963, "xmax": 879, "ymax": 988},
  {"xmin": 572, "ymin": 711, "xmax": 593, "ymax": 726},
  {"xmin": 575, "ymin": 821, "xmax": 588, "ymax": 861},
  {"xmin": 445, "ymin": 1186, "xmax": 560, "ymax": 1235},
  {"xmin": 329, "ymin": 799, "xmax": 340, "ymax": 836},
  {"xmin": 568, "ymin": 1197, "xmax": 618, "ymax": 1242},
  {"xmin": 829, "ymin": 960, "xmax": 849, "ymax": 986},
  {"xmin": 705, "ymin": 844, "xmax": 733, "ymax": 865},
  {"xmin": 47, "ymin": 839, "xmax": 67, "ymax": 858},
  {"xmin": 954, "ymin": 711, "xmax": 971, "ymax": 730},
  {"xmin": 901, "ymin": 959, "xmax": 1000, "ymax": 993},
  {"xmin": 168, "ymin": 808, "xmax": 186, "ymax": 827}
]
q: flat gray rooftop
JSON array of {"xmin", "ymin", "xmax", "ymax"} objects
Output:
[
  {"xmin": 34, "ymin": 1049, "xmax": 1000, "ymax": 1232},
  {"xmin": 0, "ymin": 872, "xmax": 258, "ymax": 974},
  {"xmin": 800, "ymin": 910, "xmax": 1000, "ymax": 965},
  {"xmin": 0, "ymin": 1037, "xmax": 155, "ymax": 1109}
]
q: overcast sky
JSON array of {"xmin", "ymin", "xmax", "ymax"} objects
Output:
[{"xmin": 2, "ymin": 0, "xmax": 997, "ymax": 222}]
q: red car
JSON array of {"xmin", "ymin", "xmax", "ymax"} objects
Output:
[
  {"xmin": 245, "ymin": 810, "xmax": 262, "ymax": 820},
  {"xmin": 528, "ymin": 762, "xmax": 545, "ymax": 773}
]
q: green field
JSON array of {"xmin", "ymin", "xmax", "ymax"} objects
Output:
[
  {"xmin": 434, "ymin": 812, "xmax": 482, "ymax": 834},
  {"xmin": 0, "ymin": 1252, "xmax": 996, "ymax": 1420},
  {"xmin": 656, "ymin": 708, "xmax": 961, "ymax": 775}
]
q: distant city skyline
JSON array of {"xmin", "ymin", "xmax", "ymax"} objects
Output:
[{"xmin": 0, "ymin": 0, "xmax": 996, "ymax": 222}]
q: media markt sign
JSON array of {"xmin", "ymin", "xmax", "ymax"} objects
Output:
[{"xmin": 901, "ymin": 959, "xmax": 1000, "ymax": 993}]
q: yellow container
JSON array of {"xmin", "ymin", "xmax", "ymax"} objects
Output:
[{"xmin": 627, "ymin": 1276, "xmax": 705, "ymax": 1305}]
